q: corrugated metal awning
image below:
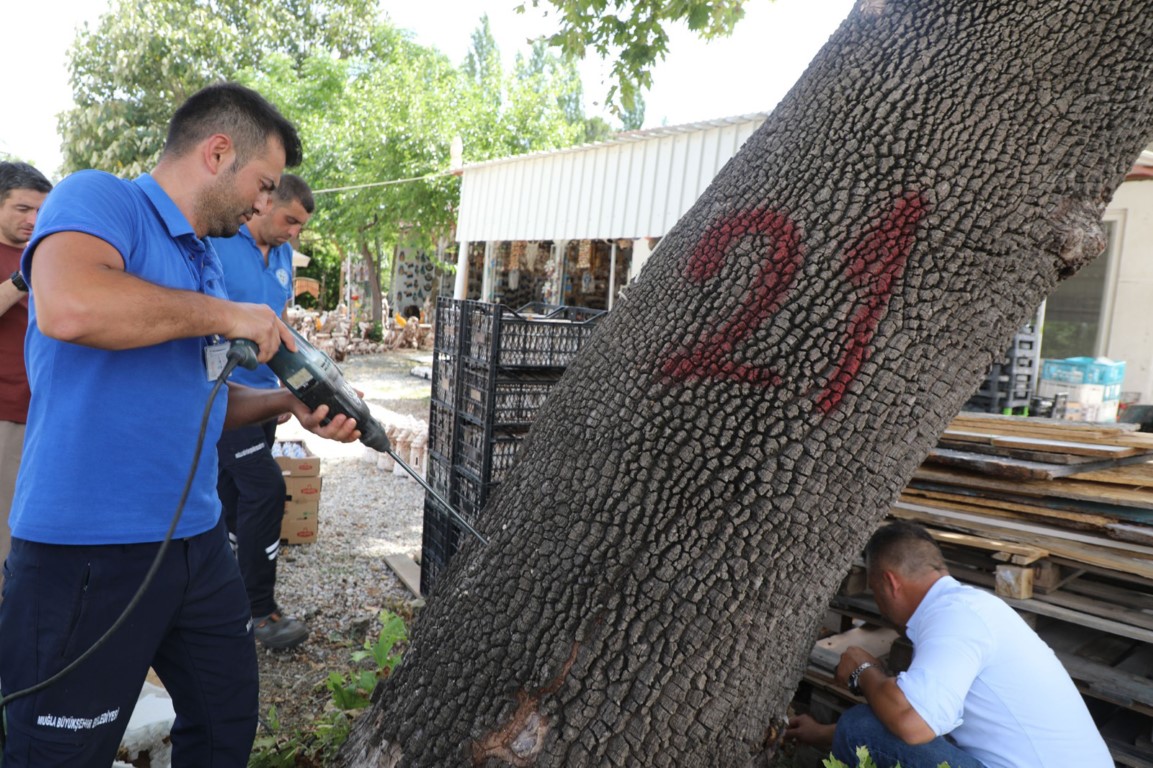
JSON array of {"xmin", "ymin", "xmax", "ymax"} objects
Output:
[{"xmin": 456, "ymin": 113, "xmax": 769, "ymax": 243}]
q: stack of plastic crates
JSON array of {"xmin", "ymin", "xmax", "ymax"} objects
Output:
[
  {"xmin": 965, "ymin": 321, "xmax": 1040, "ymax": 415},
  {"xmin": 421, "ymin": 298, "xmax": 606, "ymax": 595}
]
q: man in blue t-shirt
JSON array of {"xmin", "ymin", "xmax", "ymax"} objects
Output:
[
  {"xmin": 210, "ymin": 174, "xmax": 314, "ymax": 649},
  {"xmin": 0, "ymin": 83, "xmax": 360, "ymax": 767}
]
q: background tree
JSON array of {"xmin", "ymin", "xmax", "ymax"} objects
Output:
[
  {"xmin": 59, "ymin": 0, "xmax": 376, "ymax": 175},
  {"xmin": 337, "ymin": 1, "xmax": 1153, "ymax": 765},
  {"xmin": 522, "ymin": 0, "xmax": 746, "ymax": 114},
  {"xmin": 58, "ymin": 0, "xmax": 620, "ymax": 324}
]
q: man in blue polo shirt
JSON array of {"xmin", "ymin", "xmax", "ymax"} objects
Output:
[
  {"xmin": 0, "ymin": 83, "xmax": 359, "ymax": 767},
  {"xmin": 211, "ymin": 174, "xmax": 314, "ymax": 649}
]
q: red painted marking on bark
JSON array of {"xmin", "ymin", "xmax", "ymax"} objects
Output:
[
  {"xmin": 661, "ymin": 207, "xmax": 804, "ymax": 386},
  {"xmin": 814, "ymin": 191, "xmax": 929, "ymax": 414},
  {"xmin": 662, "ymin": 190, "xmax": 928, "ymax": 417}
]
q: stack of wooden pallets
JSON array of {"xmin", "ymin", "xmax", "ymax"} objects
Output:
[{"xmin": 799, "ymin": 413, "xmax": 1153, "ymax": 767}]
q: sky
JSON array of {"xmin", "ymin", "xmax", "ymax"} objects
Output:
[{"xmin": 1, "ymin": 0, "xmax": 856, "ymax": 177}]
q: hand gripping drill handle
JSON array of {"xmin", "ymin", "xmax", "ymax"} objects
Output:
[
  {"xmin": 227, "ymin": 329, "xmax": 391, "ymax": 452},
  {"xmin": 226, "ymin": 332, "xmax": 487, "ymax": 544}
]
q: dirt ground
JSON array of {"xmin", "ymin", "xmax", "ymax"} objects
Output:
[{"xmin": 253, "ymin": 350, "xmax": 433, "ymax": 752}]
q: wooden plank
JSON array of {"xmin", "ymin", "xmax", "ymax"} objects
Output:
[
  {"xmin": 902, "ymin": 486, "xmax": 1118, "ymax": 529},
  {"xmin": 913, "ymin": 465, "xmax": 1153, "ymax": 511},
  {"xmin": 896, "ymin": 502, "xmax": 1153, "ymax": 558},
  {"xmin": 950, "ymin": 413, "xmax": 1137, "ymax": 438},
  {"xmin": 941, "ymin": 430, "xmax": 1142, "ymax": 458},
  {"xmin": 936, "ymin": 440, "xmax": 1107, "ymax": 465},
  {"xmin": 1061, "ymin": 576, "xmax": 1153, "ymax": 613},
  {"xmin": 1029, "ymin": 589, "xmax": 1153, "ymax": 633},
  {"xmin": 928, "ymin": 529, "xmax": 1048, "ymax": 564},
  {"xmin": 1001, "ymin": 597, "xmax": 1153, "ymax": 644},
  {"xmin": 908, "ymin": 478, "xmax": 1153, "ymax": 524},
  {"xmin": 1070, "ymin": 462, "xmax": 1153, "ymax": 487},
  {"xmin": 890, "ymin": 503, "xmax": 1153, "ymax": 580},
  {"xmin": 1109, "ymin": 523, "xmax": 1153, "ymax": 547},
  {"xmin": 811, "ymin": 626, "xmax": 898, "ymax": 672},
  {"xmin": 1074, "ymin": 634, "xmax": 1137, "ymax": 666},
  {"xmin": 383, "ymin": 553, "xmax": 421, "ymax": 597},
  {"xmin": 925, "ymin": 448, "xmax": 1091, "ymax": 480},
  {"xmin": 1056, "ymin": 651, "xmax": 1153, "ymax": 710}
]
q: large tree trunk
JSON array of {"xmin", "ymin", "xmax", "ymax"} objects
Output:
[{"xmin": 339, "ymin": 1, "xmax": 1153, "ymax": 765}]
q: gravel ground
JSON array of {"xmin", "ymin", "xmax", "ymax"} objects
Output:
[{"xmin": 255, "ymin": 349, "xmax": 434, "ymax": 742}]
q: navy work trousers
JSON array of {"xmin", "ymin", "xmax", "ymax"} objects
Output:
[
  {"xmin": 0, "ymin": 517, "xmax": 258, "ymax": 767},
  {"xmin": 216, "ymin": 420, "xmax": 286, "ymax": 618}
]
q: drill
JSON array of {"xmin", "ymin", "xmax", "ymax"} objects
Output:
[
  {"xmin": 228, "ymin": 329, "xmax": 487, "ymax": 544},
  {"xmin": 229, "ymin": 327, "xmax": 390, "ymax": 452}
]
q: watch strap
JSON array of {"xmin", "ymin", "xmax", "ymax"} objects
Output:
[
  {"xmin": 10, "ymin": 270, "xmax": 28, "ymax": 293},
  {"xmin": 848, "ymin": 661, "xmax": 875, "ymax": 695}
]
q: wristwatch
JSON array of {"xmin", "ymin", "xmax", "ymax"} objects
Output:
[
  {"xmin": 9, "ymin": 270, "xmax": 28, "ymax": 293},
  {"xmin": 848, "ymin": 661, "xmax": 875, "ymax": 695}
]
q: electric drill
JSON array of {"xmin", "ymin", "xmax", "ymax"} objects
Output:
[
  {"xmin": 228, "ymin": 329, "xmax": 487, "ymax": 544},
  {"xmin": 228, "ymin": 327, "xmax": 391, "ymax": 452}
]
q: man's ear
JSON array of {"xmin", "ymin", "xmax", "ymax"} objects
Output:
[
  {"xmin": 881, "ymin": 569, "xmax": 902, "ymax": 596},
  {"xmin": 202, "ymin": 134, "xmax": 234, "ymax": 175}
]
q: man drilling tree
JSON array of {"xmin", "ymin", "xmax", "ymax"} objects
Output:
[{"xmin": 337, "ymin": 1, "xmax": 1153, "ymax": 765}]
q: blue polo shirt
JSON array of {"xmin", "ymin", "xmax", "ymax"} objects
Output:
[
  {"xmin": 209, "ymin": 225, "xmax": 293, "ymax": 389},
  {"xmin": 13, "ymin": 171, "xmax": 229, "ymax": 544}
]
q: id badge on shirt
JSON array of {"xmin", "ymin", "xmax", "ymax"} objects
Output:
[{"xmin": 205, "ymin": 339, "xmax": 230, "ymax": 381}]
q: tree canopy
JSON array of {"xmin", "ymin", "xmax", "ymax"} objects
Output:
[
  {"xmin": 521, "ymin": 0, "xmax": 747, "ymax": 113},
  {"xmin": 59, "ymin": 0, "xmax": 620, "ymax": 315}
]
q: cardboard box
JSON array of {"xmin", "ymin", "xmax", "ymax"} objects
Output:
[
  {"xmin": 281, "ymin": 499, "xmax": 318, "ymax": 544},
  {"xmin": 1061, "ymin": 400, "xmax": 1119, "ymax": 423},
  {"xmin": 1037, "ymin": 379, "xmax": 1122, "ymax": 406},
  {"xmin": 272, "ymin": 440, "xmax": 321, "ymax": 477},
  {"xmin": 282, "ymin": 476, "xmax": 322, "ymax": 544},
  {"xmin": 285, "ymin": 476, "xmax": 323, "ymax": 503}
]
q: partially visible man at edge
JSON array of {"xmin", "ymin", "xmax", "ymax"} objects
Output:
[
  {"xmin": 0, "ymin": 82, "xmax": 359, "ymax": 767},
  {"xmin": 785, "ymin": 521, "xmax": 1112, "ymax": 768},
  {"xmin": 0, "ymin": 161, "xmax": 51, "ymax": 594},
  {"xmin": 210, "ymin": 173, "xmax": 315, "ymax": 650}
]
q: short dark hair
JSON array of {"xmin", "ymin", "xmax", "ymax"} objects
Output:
[
  {"xmin": 163, "ymin": 82, "xmax": 302, "ymax": 168},
  {"xmin": 865, "ymin": 521, "xmax": 947, "ymax": 578},
  {"xmin": 0, "ymin": 162, "xmax": 52, "ymax": 204},
  {"xmin": 273, "ymin": 173, "xmax": 315, "ymax": 214}
]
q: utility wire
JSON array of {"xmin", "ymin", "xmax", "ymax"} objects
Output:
[{"xmin": 313, "ymin": 169, "xmax": 455, "ymax": 195}]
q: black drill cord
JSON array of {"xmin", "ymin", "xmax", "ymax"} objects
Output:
[
  {"xmin": 387, "ymin": 449, "xmax": 488, "ymax": 545},
  {"xmin": 0, "ymin": 356, "xmax": 242, "ymax": 737}
]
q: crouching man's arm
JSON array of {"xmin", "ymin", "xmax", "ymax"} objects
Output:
[{"xmin": 837, "ymin": 646, "xmax": 936, "ymax": 745}]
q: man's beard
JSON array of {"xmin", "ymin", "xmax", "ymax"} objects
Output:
[{"xmin": 198, "ymin": 172, "xmax": 251, "ymax": 239}]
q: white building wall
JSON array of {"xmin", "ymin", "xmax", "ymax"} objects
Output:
[{"xmin": 1102, "ymin": 179, "xmax": 1153, "ymax": 402}]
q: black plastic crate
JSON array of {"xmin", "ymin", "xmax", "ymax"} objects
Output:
[
  {"xmin": 461, "ymin": 300, "xmax": 603, "ymax": 369},
  {"xmin": 419, "ymin": 497, "xmax": 460, "ymax": 596},
  {"xmin": 516, "ymin": 302, "xmax": 606, "ymax": 324},
  {"xmin": 459, "ymin": 366, "xmax": 559, "ymax": 427},
  {"xmin": 433, "ymin": 299, "xmax": 461, "ymax": 355},
  {"xmin": 455, "ymin": 423, "xmax": 525, "ymax": 483},
  {"xmin": 488, "ymin": 433, "xmax": 525, "ymax": 484},
  {"xmin": 452, "ymin": 466, "xmax": 492, "ymax": 524},
  {"xmin": 426, "ymin": 450, "xmax": 451, "ymax": 496},
  {"xmin": 427, "ymin": 400, "xmax": 455, "ymax": 458},
  {"xmin": 431, "ymin": 334, "xmax": 460, "ymax": 409},
  {"xmin": 456, "ymin": 420, "xmax": 491, "ymax": 480}
]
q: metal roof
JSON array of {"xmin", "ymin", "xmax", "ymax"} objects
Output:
[{"xmin": 455, "ymin": 113, "xmax": 770, "ymax": 243}]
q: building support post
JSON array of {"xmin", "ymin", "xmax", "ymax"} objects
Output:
[{"xmin": 453, "ymin": 240, "xmax": 470, "ymax": 300}]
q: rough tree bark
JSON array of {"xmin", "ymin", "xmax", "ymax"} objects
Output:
[{"xmin": 339, "ymin": 1, "xmax": 1153, "ymax": 765}]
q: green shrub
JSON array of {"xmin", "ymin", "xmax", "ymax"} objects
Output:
[
  {"xmin": 247, "ymin": 609, "xmax": 409, "ymax": 767},
  {"xmin": 823, "ymin": 747, "xmax": 950, "ymax": 768}
]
